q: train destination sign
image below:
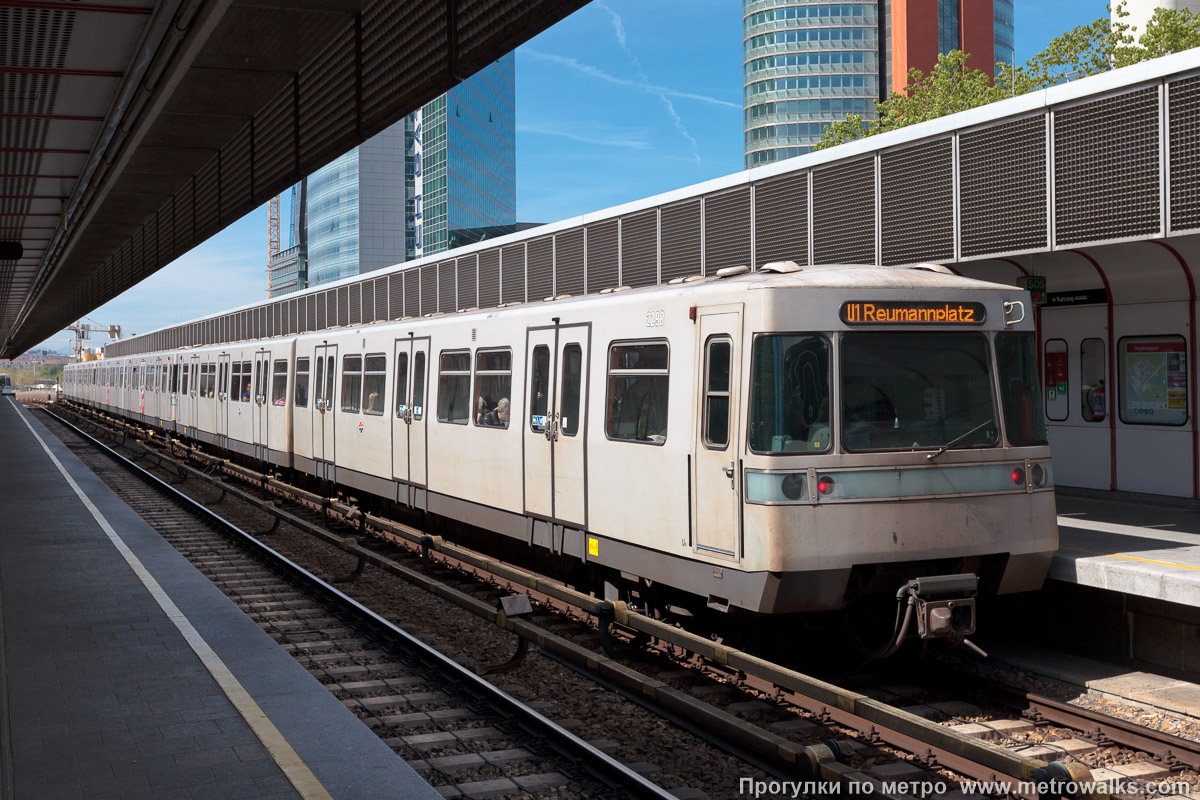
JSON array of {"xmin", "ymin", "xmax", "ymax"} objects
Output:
[{"xmin": 840, "ymin": 301, "xmax": 987, "ymax": 325}]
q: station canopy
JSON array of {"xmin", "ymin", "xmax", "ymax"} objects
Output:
[{"xmin": 0, "ymin": 0, "xmax": 586, "ymax": 358}]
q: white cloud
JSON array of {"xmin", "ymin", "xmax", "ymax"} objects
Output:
[{"xmin": 519, "ymin": 50, "xmax": 740, "ymax": 110}]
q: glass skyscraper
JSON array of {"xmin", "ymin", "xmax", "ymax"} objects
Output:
[
  {"xmin": 743, "ymin": 0, "xmax": 1014, "ymax": 167},
  {"xmin": 300, "ymin": 54, "xmax": 515, "ymax": 290}
]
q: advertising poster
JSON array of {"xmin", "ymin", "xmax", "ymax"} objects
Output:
[{"xmin": 1121, "ymin": 337, "xmax": 1188, "ymax": 425}]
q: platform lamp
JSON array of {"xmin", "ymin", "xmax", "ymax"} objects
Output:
[{"xmin": 0, "ymin": 242, "xmax": 23, "ymax": 260}]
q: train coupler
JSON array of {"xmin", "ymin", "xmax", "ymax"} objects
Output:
[{"xmin": 900, "ymin": 573, "xmax": 977, "ymax": 642}]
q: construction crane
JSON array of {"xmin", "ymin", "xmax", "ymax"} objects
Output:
[
  {"xmin": 67, "ymin": 320, "xmax": 121, "ymax": 361},
  {"xmin": 267, "ymin": 194, "xmax": 280, "ymax": 297}
]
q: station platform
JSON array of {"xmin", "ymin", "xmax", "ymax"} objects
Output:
[
  {"xmin": 0, "ymin": 397, "xmax": 439, "ymax": 799},
  {"xmin": 1053, "ymin": 493, "xmax": 1200, "ymax": 606}
]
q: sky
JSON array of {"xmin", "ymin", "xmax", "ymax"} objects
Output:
[{"xmin": 32, "ymin": 0, "xmax": 1112, "ymax": 355}]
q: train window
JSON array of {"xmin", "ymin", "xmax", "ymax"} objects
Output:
[
  {"xmin": 363, "ymin": 355, "xmax": 386, "ymax": 415},
  {"xmin": 1043, "ymin": 339, "xmax": 1068, "ymax": 422},
  {"xmin": 530, "ymin": 346, "xmax": 550, "ymax": 431},
  {"xmin": 161, "ymin": 365, "xmax": 169, "ymax": 392},
  {"xmin": 605, "ymin": 341, "xmax": 669, "ymax": 444},
  {"xmin": 314, "ymin": 357, "xmax": 325, "ymax": 409},
  {"xmin": 230, "ymin": 361, "xmax": 242, "ymax": 400},
  {"xmin": 180, "ymin": 365, "xmax": 189, "ymax": 397},
  {"xmin": 842, "ymin": 333, "xmax": 997, "ymax": 453},
  {"xmin": 198, "ymin": 364, "xmax": 208, "ymax": 398},
  {"xmin": 240, "ymin": 361, "xmax": 252, "ymax": 402},
  {"xmin": 997, "ymin": 333, "xmax": 1049, "ymax": 445},
  {"xmin": 704, "ymin": 338, "xmax": 732, "ymax": 449},
  {"xmin": 271, "ymin": 360, "xmax": 288, "ymax": 406},
  {"xmin": 395, "ymin": 353, "xmax": 409, "ymax": 417},
  {"xmin": 1080, "ymin": 338, "xmax": 1106, "ymax": 423},
  {"xmin": 561, "ymin": 344, "xmax": 583, "ymax": 436},
  {"xmin": 437, "ymin": 351, "xmax": 471, "ymax": 424},
  {"xmin": 341, "ymin": 355, "xmax": 363, "ymax": 413},
  {"xmin": 294, "ymin": 358, "xmax": 310, "ymax": 408},
  {"xmin": 474, "ymin": 349, "xmax": 512, "ymax": 428},
  {"xmin": 192, "ymin": 363, "xmax": 198, "ymax": 396},
  {"xmin": 1117, "ymin": 335, "xmax": 1188, "ymax": 426},
  {"xmin": 748, "ymin": 334, "xmax": 830, "ymax": 453},
  {"xmin": 255, "ymin": 358, "xmax": 266, "ymax": 403},
  {"xmin": 413, "ymin": 352, "xmax": 426, "ymax": 420}
]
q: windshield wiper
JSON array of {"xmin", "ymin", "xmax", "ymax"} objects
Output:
[{"xmin": 926, "ymin": 419, "xmax": 996, "ymax": 462}]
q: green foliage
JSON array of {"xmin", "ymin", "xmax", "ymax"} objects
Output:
[
  {"xmin": 1, "ymin": 364, "xmax": 63, "ymax": 387},
  {"xmin": 814, "ymin": 2, "xmax": 1200, "ymax": 152}
]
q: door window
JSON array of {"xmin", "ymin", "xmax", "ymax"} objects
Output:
[
  {"xmin": 561, "ymin": 344, "xmax": 583, "ymax": 436},
  {"xmin": 324, "ymin": 356, "xmax": 335, "ymax": 410},
  {"xmin": 395, "ymin": 352, "xmax": 409, "ymax": 416},
  {"xmin": 294, "ymin": 358, "xmax": 310, "ymax": 408},
  {"xmin": 240, "ymin": 362, "xmax": 252, "ymax": 402},
  {"xmin": 1044, "ymin": 339, "xmax": 1068, "ymax": 422},
  {"xmin": 1080, "ymin": 338, "xmax": 1106, "ymax": 422},
  {"xmin": 530, "ymin": 345, "xmax": 550, "ymax": 431},
  {"xmin": 180, "ymin": 365, "xmax": 189, "ymax": 396},
  {"xmin": 704, "ymin": 338, "xmax": 732, "ymax": 449},
  {"xmin": 413, "ymin": 352, "xmax": 426, "ymax": 419},
  {"xmin": 314, "ymin": 356, "xmax": 325, "ymax": 409}
]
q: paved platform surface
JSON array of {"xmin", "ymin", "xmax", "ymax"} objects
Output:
[
  {"xmin": 1053, "ymin": 493, "xmax": 1200, "ymax": 606},
  {"xmin": 0, "ymin": 398, "xmax": 439, "ymax": 799},
  {"xmin": 979, "ymin": 641, "xmax": 1200, "ymax": 720}
]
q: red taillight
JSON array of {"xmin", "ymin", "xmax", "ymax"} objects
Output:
[
  {"xmin": 1011, "ymin": 467, "xmax": 1025, "ymax": 485},
  {"xmin": 817, "ymin": 476, "xmax": 835, "ymax": 495}
]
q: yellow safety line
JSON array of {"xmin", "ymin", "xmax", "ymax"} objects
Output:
[
  {"xmin": 1059, "ymin": 544, "xmax": 1200, "ymax": 572},
  {"xmin": 9, "ymin": 400, "xmax": 333, "ymax": 800}
]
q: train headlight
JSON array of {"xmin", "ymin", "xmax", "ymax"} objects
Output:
[
  {"xmin": 1031, "ymin": 463, "xmax": 1046, "ymax": 487},
  {"xmin": 817, "ymin": 476, "xmax": 835, "ymax": 496},
  {"xmin": 1010, "ymin": 467, "xmax": 1025, "ymax": 486},
  {"xmin": 781, "ymin": 473, "xmax": 805, "ymax": 500}
]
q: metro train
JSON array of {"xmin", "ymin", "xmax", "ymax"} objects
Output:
[{"xmin": 63, "ymin": 263, "xmax": 1057, "ymax": 647}]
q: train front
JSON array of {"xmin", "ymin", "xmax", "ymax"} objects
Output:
[{"xmin": 741, "ymin": 268, "xmax": 1056, "ymax": 651}]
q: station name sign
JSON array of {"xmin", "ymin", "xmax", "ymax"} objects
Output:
[{"xmin": 840, "ymin": 301, "xmax": 987, "ymax": 325}]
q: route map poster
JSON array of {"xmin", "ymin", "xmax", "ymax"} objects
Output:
[{"xmin": 1120, "ymin": 337, "xmax": 1188, "ymax": 425}]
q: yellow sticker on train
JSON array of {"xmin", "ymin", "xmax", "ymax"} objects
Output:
[
  {"xmin": 840, "ymin": 301, "xmax": 987, "ymax": 325},
  {"xmin": 587, "ymin": 537, "xmax": 599, "ymax": 557}
]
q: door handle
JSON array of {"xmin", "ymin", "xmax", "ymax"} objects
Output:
[{"xmin": 722, "ymin": 463, "xmax": 735, "ymax": 478}]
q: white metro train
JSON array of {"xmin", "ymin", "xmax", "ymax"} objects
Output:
[{"xmin": 64, "ymin": 263, "xmax": 1057, "ymax": 644}]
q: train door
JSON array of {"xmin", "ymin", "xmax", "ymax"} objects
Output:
[
  {"xmin": 391, "ymin": 337, "xmax": 430, "ymax": 504},
  {"xmin": 1041, "ymin": 305, "xmax": 1110, "ymax": 490},
  {"xmin": 216, "ymin": 353, "xmax": 230, "ymax": 445},
  {"xmin": 312, "ymin": 344, "xmax": 337, "ymax": 480},
  {"xmin": 522, "ymin": 324, "xmax": 591, "ymax": 526},
  {"xmin": 252, "ymin": 349, "xmax": 270, "ymax": 461},
  {"xmin": 692, "ymin": 307, "xmax": 743, "ymax": 559}
]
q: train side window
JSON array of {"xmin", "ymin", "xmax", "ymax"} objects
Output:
[
  {"xmin": 395, "ymin": 353, "xmax": 409, "ymax": 417},
  {"xmin": 1118, "ymin": 335, "xmax": 1188, "ymax": 426},
  {"xmin": 161, "ymin": 365, "xmax": 169, "ymax": 392},
  {"xmin": 997, "ymin": 333, "xmax": 1048, "ymax": 445},
  {"xmin": 704, "ymin": 338, "xmax": 732, "ymax": 449},
  {"xmin": 180, "ymin": 365, "xmax": 189, "ymax": 396},
  {"xmin": 229, "ymin": 361, "xmax": 240, "ymax": 399},
  {"xmin": 241, "ymin": 361, "xmax": 252, "ymax": 402},
  {"xmin": 1080, "ymin": 338, "xmax": 1106, "ymax": 422},
  {"xmin": 256, "ymin": 358, "xmax": 266, "ymax": 403},
  {"xmin": 530, "ymin": 346, "xmax": 550, "ymax": 431},
  {"xmin": 271, "ymin": 359, "xmax": 288, "ymax": 406},
  {"xmin": 475, "ymin": 349, "xmax": 512, "ymax": 428},
  {"xmin": 437, "ymin": 351, "xmax": 471, "ymax": 424},
  {"xmin": 605, "ymin": 341, "xmax": 669, "ymax": 444},
  {"xmin": 294, "ymin": 358, "xmax": 310, "ymax": 408},
  {"xmin": 341, "ymin": 355, "xmax": 363, "ymax": 413},
  {"xmin": 314, "ymin": 357, "xmax": 325, "ymax": 409},
  {"xmin": 363, "ymin": 355, "xmax": 386, "ymax": 415},
  {"xmin": 413, "ymin": 352, "xmax": 426, "ymax": 419},
  {"xmin": 561, "ymin": 344, "xmax": 583, "ymax": 436},
  {"xmin": 1044, "ymin": 339, "xmax": 1068, "ymax": 422}
]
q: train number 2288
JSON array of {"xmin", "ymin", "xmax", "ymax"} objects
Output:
[{"xmin": 645, "ymin": 309, "xmax": 666, "ymax": 328}]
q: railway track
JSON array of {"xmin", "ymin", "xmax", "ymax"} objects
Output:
[{"xmin": 41, "ymin": 401, "xmax": 1200, "ymax": 799}]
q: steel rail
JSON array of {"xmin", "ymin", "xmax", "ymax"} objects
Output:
[{"xmin": 40, "ymin": 406, "xmax": 678, "ymax": 800}]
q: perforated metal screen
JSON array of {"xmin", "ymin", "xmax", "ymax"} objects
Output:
[
  {"xmin": 755, "ymin": 173, "xmax": 808, "ymax": 266},
  {"xmin": 586, "ymin": 221, "xmax": 619, "ymax": 293},
  {"xmin": 960, "ymin": 115, "xmax": 1047, "ymax": 257},
  {"xmin": 814, "ymin": 159, "xmax": 875, "ymax": 264},
  {"xmin": 621, "ymin": 211, "xmax": 657, "ymax": 287},
  {"xmin": 1170, "ymin": 76, "xmax": 1200, "ymax": 233},
  {"xmin": 881, "ymin": 139, "xmax": 953, "ymax": 265},
  {"xmin": 661, "ymin": 200, "xmax": 701, "ymax": 282}
]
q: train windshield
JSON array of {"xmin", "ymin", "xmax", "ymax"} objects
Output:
[{"xmin": 841, "ymin": 333, "xmax": 998, "ymax": 453}]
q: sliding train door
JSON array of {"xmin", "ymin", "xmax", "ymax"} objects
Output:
[
  {"xmin": 692, "ymin": 306, "xmax": 743, "ymax": 559},
  {"xmin": 523, "ymin": 324, "xmax": 590, "ymax": 527},
  {"xmin": 312, "ymin": 344, "xmax": 337, "ymax": 480},
  {"xmin": 391, "ymin": 336, "xmax": 429, "ymax": 506}
]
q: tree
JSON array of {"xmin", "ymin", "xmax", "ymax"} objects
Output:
[{"xmin": 814, "ymin": 2, "xmax": 1200, "ymax": 151}]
